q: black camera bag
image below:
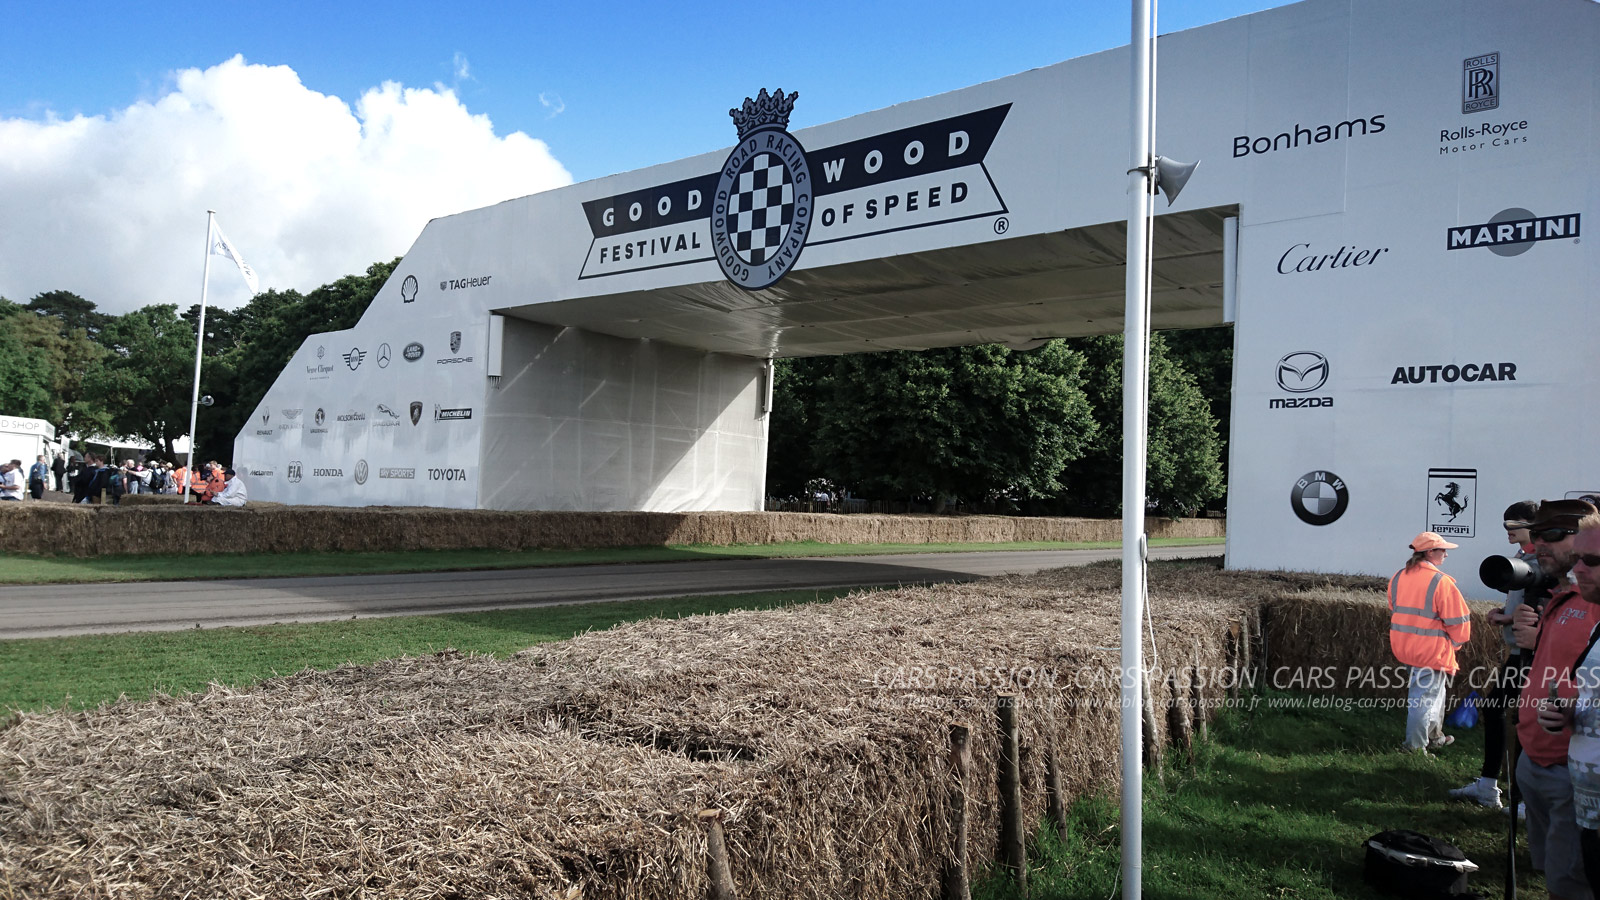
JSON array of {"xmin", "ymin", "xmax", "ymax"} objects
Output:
[{"xmin": 1363, "ymin": 829, "xmax": 1477, "ymax": 898}]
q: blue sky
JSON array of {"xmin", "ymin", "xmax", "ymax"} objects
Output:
[{"xmin": 0, "ymin": 0, "xmax": 1276, "ymax": 310}]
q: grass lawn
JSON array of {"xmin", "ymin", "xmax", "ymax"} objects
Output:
[
  {"xmin": 977, "ymin": 691, "xmax": 1541, "ymax": 899},
  {"xmin": 0, "ymin": 536, "xmax": 1225, "ymax": 584},
  {"xmin": 0, "ymin": 587, "xmax": 869, "ymax": 716}
]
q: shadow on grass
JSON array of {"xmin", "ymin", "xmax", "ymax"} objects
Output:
[{"xmin": 975, "ymin": 690, "xmax": 1545, "ymax": 900}]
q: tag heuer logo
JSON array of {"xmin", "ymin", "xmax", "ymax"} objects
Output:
[
  {"xmin": 1463, "ymin": 52, "xmax": 1499, "ymax": 114},
  {"xmin": 343, "ymin": 347, "xmax": 366, "ymax": 370},
  {"xmin": 711, "ymin": 89, "xmax": 814, "ymax": 291},
  {"xmin": 450, "ymin": 331, "xmax": 462, "ymax": 354},
  {"xmin": 403, "ymin": 342, "xmax": 424, "ymax": 362},
  {"xmin": 409, "ymin": 401, "xmax": 422, "ymax": 425}
]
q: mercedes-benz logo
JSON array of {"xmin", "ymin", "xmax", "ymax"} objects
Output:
[
  {"xmin": 1276, "ymin": 351, "xmax": 1329, "ymax": 393},
  {"xmin": 377, "ymin": 343, "xmax": 392, "ymax": 368}
]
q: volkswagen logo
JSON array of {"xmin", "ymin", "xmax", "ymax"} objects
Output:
[
  {"xmin": 1276, "ymin": 351, "xmax": 1329, "ymax": 393},
  {"xmin": 354, "ymin": 460, "xmax": 369, "ymax": 485}
]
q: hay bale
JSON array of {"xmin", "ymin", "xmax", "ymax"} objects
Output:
[
  {"xmin": 0, "ymin": 560, "xmax": 1252, "ymax": 899},
  {"xmin": 0, "ymin": 505, "xmax": 1224, "ymax": 557},
  {"xmin": 1261, "ymin": 579, "xmax": 1505, "ymax": 702}
]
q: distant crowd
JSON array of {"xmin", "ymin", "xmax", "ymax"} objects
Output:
[{"xmin": 0, "ymin": 453, "xmax": 246, "ymax": 506}]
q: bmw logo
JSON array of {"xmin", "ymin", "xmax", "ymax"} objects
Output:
[{"xmin": 1292, "ymin": 470, "xmax": 1349, "ymax": 526}]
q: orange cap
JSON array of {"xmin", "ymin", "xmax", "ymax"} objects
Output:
[{"xmin": 1410, "ymin": 532, "xmax": 1459, "ymax": 552}]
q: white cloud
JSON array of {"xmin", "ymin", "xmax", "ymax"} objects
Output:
[
  {"xmin": 452, "ymin": 52, "xmax": 471, "ymax": 84},
  {"xmin": 538, "ymin": 92, "xmax": 565, "ymax": 118},
  {"xmin": 0, "ymin": 56, "xmax": 572, "ymax": 314}
]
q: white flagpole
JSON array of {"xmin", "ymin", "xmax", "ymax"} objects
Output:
[
  {"xmin": 1122, "ymin": 0, "xmax": 1155, "ymax": 897},
  {"xmin": 184, "ymin": 210, "xmax": 215, "ymax": 503}
]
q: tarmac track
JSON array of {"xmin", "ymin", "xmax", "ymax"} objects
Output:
[{"xmin": 0, "ymin": 545, "xmax": 1223, "ymax": 639}]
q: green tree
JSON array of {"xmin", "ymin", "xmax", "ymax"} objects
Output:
[
  {"xmin": 1059, "ymin": 333, "xmax": 1225, "ymax": 517},
  {"xmin": 83, "ymin": 305, "xmax": 197, "ymax": 459},
  {"xmin": 25, "ymin": 290, "xmax": 110, "ymax": 339},
  {"xmin": 0, "ymin": 297, "xmax": 109, "ymax": 436},
  {"xmin": 766, "ymin": 356, "xmax": 831, "ymax": 499},
  {"xmin": 1162, "ymin": 325, "xmax": 1233, "ymax": 489},
  {"xmin": 812, "ymin": 342, "xmax": 1097, "ymax": 505}
]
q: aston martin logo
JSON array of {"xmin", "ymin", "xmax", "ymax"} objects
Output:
[{"xmin": 1276, "ymin": 351, "xmax": 1329, "ymax": 393}]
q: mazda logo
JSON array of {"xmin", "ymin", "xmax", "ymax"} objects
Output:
[{"xmin": 1276, "ymin": 351, "xmax": 1329, "ymax": 393}]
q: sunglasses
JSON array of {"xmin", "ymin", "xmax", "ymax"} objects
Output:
[
  {"xmin": 1580, "ymin": 554, "xmax": 1600, "ymax": 568},
  {"xmin": 1534, "ymin": 527, "xmax": 1579, "ymax": 543}
]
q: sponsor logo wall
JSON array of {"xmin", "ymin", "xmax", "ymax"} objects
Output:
[{"xmin": 237, "ymin": 320, "xmax": 483, "ymax": 509}]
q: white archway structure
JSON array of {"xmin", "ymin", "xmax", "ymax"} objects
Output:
[{"xmin": 236, "ymin": 0, "xmax": 1598, "ymax": 589}]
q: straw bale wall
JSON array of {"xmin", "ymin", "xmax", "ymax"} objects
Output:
[
  {"xmin": 3, "ymin": 559, "xmax": 1280, "ymax": 899},
  {"xmin": 0, "ymin": 502, "xmax": 1223, "ymax": 557},
  {"xmin": 1261, "ymin": 579, "xmax": 1506, "ymax": 703}
]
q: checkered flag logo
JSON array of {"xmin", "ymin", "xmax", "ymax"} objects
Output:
[
  {"xmin": 728, "ymin": 153, "xmax": 797, "ymax": 266},
  {"xmin": 712, "ymin": 90, "xmax": 814, "ymax": 291}
]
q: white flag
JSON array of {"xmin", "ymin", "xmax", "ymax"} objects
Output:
[{"xmin": 210, "ymin": 220, "xmax": 260, "ymax": 294}]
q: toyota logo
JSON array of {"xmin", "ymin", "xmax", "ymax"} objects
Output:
[{"xmin": 1276, "ymin": 351, "xmax": 1329, "ymax": 393}]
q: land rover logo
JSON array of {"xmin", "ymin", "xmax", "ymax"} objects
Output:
[
  {"xmin": 403, "ymin": 342, "xmax": 424, "ymax": 362},
  {"xmin": 376, "ymin": 343, "xmax": 391, "ymax": 368},
  {"xmin": 450, "ymin": 331, "xmax": 462, "ymax": 354},
  {"xmin": 711, "ymin": 89, "xmax": 814, "ymax": 291},
  {"xmin": 409, "ymin": 401, "xmax": 422, "ymax": 425},
  {"xmin": 354, "ymin": 460, "xmax": 369, "ymax": 485},
  {"xmin": 1276, "ymin": 351, "xmax": 1329, "ymax": 393},
  {"xmin": 1292, "ymin": 470, "xmax": 1349, "ymax": 526}
]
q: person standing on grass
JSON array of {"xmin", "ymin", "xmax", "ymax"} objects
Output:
[
  {"xmin": 1514, "ymin": 499, "xmax": 1600, "ymax": 900},
  {"xmin": 27, "ymin": 455, "xmax": 47, "ymax": 500},
  {"xmin": 1451, "ymin": 500, "xmax": 1542, "ymax": 809},
  {"xmin": 1388, "ymin": 531, "xmax": 1472, "ymax": 753},
  {"xmin": 1537, "ymin": 523, "xmax": 1600, "ymax": 896},
  {"xmin": 50, "ymin": 451, "xmax": 65, "ymax": 492}
]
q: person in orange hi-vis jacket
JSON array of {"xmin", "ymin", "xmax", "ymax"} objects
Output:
[{"xmin": 1389, "ymin": 531, "xmax": 1472, "ymax": 753}]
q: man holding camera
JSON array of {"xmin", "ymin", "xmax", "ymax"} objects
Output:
[
  {"xmin": 1514, "ymin": 499, "xmax": 1600, "ymax": 900},
  {"xmin": 1451, "ymin": 501, "xmax": 1542, "ymax": 808}
]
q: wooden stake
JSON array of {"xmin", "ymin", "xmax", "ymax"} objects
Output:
[
  {"xmin": 996, "ymin": 694, "xmax": 1027, "ymax": 893},
  {"xmin": 699, "ymin": 809, "xmax": 736, "ymax": 900},
  {"xmin": 942, "ymin": 723, "xmax": 972, "ymax": 900}
]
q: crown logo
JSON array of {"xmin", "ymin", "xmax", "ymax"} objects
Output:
[{"xmin": 729, "ymin": 89, "xmax": 798, "ymax": 140}]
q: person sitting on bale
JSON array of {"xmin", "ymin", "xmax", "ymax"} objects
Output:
[{"xmin": 207, "ymin": 468, "xmax": 247, "ymax": 507}]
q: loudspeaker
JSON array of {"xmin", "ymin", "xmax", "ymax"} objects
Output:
[{"xmin": 1153, "ymin": 156, "xmax": 1199, "ymax": 206}]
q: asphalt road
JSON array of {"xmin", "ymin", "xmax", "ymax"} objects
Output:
[{"xmin": 0, "ymin": 545, "xmax": 1224, "ymax": 639}]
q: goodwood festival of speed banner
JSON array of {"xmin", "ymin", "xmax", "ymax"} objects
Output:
[{"xmin": 578, "ymin": 104, "xmax": 1012, "ymax": 284}]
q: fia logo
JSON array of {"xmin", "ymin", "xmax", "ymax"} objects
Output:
[
  {"xmin": 711, "ymin": 89, "xmax": 814, "ymax": 290},
  {"xmin": 343, "ymin": 348, "xmax": 367, "ymax": 370},
  {"xmin": 287, "ymin": 461, "xmax": 303, "ymax": 484}
]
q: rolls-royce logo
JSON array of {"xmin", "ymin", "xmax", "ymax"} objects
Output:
[
  {"xmin": 1276, "ymin": 352, "xmax": 1329, "ymax": 393},
  {"xmin": 1463, "ymin": 52, "xmax": 1499, "ymax": 114}
]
